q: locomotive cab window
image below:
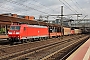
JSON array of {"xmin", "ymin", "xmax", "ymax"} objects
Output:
[
  {"xmin": 16, "ymin": 26, "xmax": 20, "ymax": 30},
  {"xmin": 10, "ymin": 26, "xmax": 15, "ymax": 30},
  {"xmin": 10, "ymin": 26, "xmax": 20, "ymax": 30}
]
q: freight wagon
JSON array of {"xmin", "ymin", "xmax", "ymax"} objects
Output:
[
  {"xmin": 49, "ymin": 26, "xmax": 61, "ymax": 38},
  {"xmin": 71, "ymin": 28, "xmax": 75, "ymax": 35},
  {"xmin": 74, "ymin": 29, "xmax": 82, "ymax": 34},
  {"xmin": 63, "ymin": 27, "xmax": 71, "ymax": 35}
]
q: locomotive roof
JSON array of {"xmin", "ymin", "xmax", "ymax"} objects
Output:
[{"xmin": 27, "ymin": 25, "xmax": 48, "ymax": 28}]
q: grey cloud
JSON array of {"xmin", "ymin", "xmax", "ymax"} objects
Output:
[{"xmin": 0, "ymin": 0, "xmax": 89, "ymax": 19}]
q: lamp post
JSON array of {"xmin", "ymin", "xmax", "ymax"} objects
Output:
[{"xmin": 60, "ymin": 6, "xmax": 64, "ymax": 39}]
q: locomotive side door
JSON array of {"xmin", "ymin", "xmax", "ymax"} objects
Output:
[{"xmin": 23, "ymin": 27, "xmax": 27, "ymax": 38}]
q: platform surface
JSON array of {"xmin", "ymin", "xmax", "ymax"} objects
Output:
[
  {"xmin": 67, "ymin": 38, "xmax": 90, "ymax": 60},
  {"xmin": 0, "ymin": 35, "xmax": 8, "ymax": 39}
]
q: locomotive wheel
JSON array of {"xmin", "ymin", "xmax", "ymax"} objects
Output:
[
  {"xmin": 45, "ymin": 37, "xmax": 48, "ymax": 40},
  {"xmin": 31, "ymin": 38, "xmax": 34, "ymax": 42},
  {"xmin": 24, "ymin": 39, "xmax": 28, "ymax": 43},
  {"xmin": 21, "ymin": 40, "xmax": 24, "ymax": 43},
  {"xmin": 9, "ymin": 39, "xmax": 14, "ymax": 45},
  {"xmin": 40, "ymin": 37, "xmax": 43, "ymax": 40},
  {"xmin": 39, "ymin": 37, "xmax": 42, "ymax": 40},
  {"xmin": 41, "ymin": 37, "xmax": 44, "ymax": 40},
  {"xmin": 38, "ymin": 38, "xmax": 40, "ymax": 41},
  {"xmin": 29, "ymin": 38, "xmax": 32, "ymax": 42},
  {"xmin": 10, "ymin": 41, "xmax": 14, "ymax": 45}
]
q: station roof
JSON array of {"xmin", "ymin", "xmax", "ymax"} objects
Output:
[
  {"xmin": 0, "ymin": 21, "xmax": 11, "ymax": 25},
  {"xmin": 0, "ymin": 15, "xmax": 61, "ymax": 27}
]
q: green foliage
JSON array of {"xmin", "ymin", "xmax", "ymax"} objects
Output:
[{"xmin": 0, "ymin": 28, "xmax": 5, "ymax": 34}]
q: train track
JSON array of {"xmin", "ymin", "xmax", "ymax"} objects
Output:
[
  {"xmin": 0, "ymin": 34, "xmax": 83, "ymax": 49},
  {"xmin": 0, "ymin": 34, "xmax": 80, "ymax": 50},
  {"xmin": 17, "ymin": 35, "xmax": 89, "ymax": 60},
  {"xmin": 0, "ymin": 34, "xmax": 88, "ymax": 60},
  {"xmin": 42, "ymin": 35, "xmax": 89, "ymax": 60}
]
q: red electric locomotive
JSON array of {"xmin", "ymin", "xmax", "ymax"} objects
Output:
[{"xmin": 8, "ymin": 23, "xmax": 49, "ymax": 44}]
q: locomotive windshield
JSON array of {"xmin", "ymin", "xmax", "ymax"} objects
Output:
[{"xmin": 10, "ymin": 26, "xmax": 21, "ymax": 30}]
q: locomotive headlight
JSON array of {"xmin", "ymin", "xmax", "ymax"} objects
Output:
[
  {"xmin": 8, "ymin": 32, "xmax": 12, "ymax": 34},
  {"xmin": 16, "ymin": 32, "xmax": 20, "ymax": 34}
]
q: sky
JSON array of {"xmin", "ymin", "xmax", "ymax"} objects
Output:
[{"xmin": 0, "ymin": 0, "xmax": 90, "ymax": 21}]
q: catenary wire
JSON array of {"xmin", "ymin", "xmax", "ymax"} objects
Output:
[
  {"xmin": 58, "ymin": 0, "xmax": 77, "ymax": 14},
  {"xmin": 63, "ymin": 0, "xmax": 79, "ymax": 13}
]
